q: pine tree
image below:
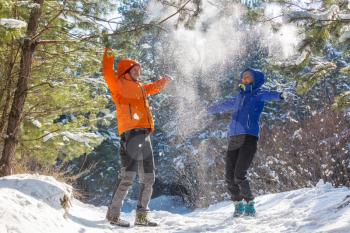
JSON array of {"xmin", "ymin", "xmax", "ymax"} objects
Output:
[
  {"xmin": 244, "ymin": 0, "xmax": 350, "ymax": 111},
  {"xmin": 0, "ymin": 0, "xmax": 135, "ymax": 175}
]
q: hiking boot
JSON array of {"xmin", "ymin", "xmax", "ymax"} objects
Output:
[
  {"xmin": 106, "ymin": 211, "xmax": 130, "ymax": 227},
  {"xmin": 135, "ymin": 212, "xmax": 158, "ymax": 226},
  {"xmin": 244, "ymin": 200, "xmax": 256, "ymax": 216},
  {"xmin": 233, "ymin": 200, "xmax": 245, "ymax": 217}
]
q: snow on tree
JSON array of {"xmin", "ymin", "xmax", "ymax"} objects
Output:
[{"xmin": 0, "ymin": 18, "xmax": 27, "ymax": 29}]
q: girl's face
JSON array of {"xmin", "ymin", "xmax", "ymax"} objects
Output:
[{"xmin": 241, "ymin": 71, "xmax": 254, "ymax": 85}]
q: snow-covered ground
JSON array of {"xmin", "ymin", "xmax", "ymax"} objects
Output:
[{"xmin": 0, "ymin": 174, "xmax": 349, "ymax": 233}]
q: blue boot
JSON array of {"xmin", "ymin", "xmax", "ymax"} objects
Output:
[
  {"xmin": 233, "ymin": 201, "xmax": 245, "ymax": 217},
  {"xmin": 244, "ymin": 200, "xmax": 256, "ymax": 216}
]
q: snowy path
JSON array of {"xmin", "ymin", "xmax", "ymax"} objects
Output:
[{"xmin": 1, "ymin": 175, "xmax": 349, "ymax": 233}]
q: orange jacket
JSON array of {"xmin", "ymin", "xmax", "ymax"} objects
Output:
[{"xmin": 102, "ymin": 48, "xmax": 170, "ymax": 135}]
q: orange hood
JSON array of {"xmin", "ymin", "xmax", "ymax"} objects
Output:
[{"xmin": 117, "ymin": 59, "xmax": 141, "ymax": 78}]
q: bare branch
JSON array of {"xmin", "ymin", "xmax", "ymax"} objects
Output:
[
  {"xmin": 31, "ymin": 0, "xmax": 68, "ymax": 42},
  {"xmin": 21, "ymin": 129, "xmax": 60, "ymax": 142},
  {"xmin": 158, "ymin": 0, "xmax": 193, "ymax": 25},
  {"xmin": 26, "ymin": 82, "xmax": 54, "ymax": 92},
  {"xmin": 62, "ymin": 8, "xmax": 122, "ymax": 25},
  {"xmin": 36, "ymin": 39, "xmax": 79, "ymax": 45}
]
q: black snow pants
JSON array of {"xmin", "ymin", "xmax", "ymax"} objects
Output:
[{"xmin": 226, "ymin": 134, "xmax": 258, "ymax": 202}]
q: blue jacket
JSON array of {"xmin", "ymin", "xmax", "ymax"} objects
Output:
[{"xmin": 208, "ymin": 68, "xmax": 283, "ymax": 138}]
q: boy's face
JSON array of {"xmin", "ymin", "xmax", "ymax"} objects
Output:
[
  {"xmin": 129, "ymin": 65, "xmax": 141, "ymax": 81},
  {"xmin": 241, "ymin": 71, "xmax": 254, "ymax": 85}
]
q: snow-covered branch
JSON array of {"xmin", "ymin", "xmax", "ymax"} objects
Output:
[
  {"xmin": 0, "ymin": 18, "xmax": 27, "ymax": 29},
  {"xmin": 285, "ymin": 4, "xmax": 350, "ymax": 23},
  {"xmin": 340, "ymin": 30, "xmax": 350, "ymax": 43},
  {"xmin": 285, "ymin": 5, "xmax": 340, "ymax": 22}
]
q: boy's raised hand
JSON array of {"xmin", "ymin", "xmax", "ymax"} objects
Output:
[{"xmin": 161, "ymin": 74, "xmax": 174, "ymax": 82}]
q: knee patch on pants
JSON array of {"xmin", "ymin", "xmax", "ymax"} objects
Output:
[
  {"xmin": 119, "ymin": 170, "xmax": 136, "ymax": 188},
  {"xmin": 141, "ymin": 172, "xmax": 155, "ymax": 186}
]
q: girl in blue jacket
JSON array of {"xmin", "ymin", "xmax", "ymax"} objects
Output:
[{"xmin": 208, "ymin": 68, "xmax": 286, "ymax": 217}]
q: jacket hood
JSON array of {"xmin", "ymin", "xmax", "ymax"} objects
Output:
[
  {"xmin": 117, "ymin": 59, "xmax": 141, "ymax": 78},
  {"xmin": 240, "ymin": 68, "xmax": 265, "ymax": 90}
]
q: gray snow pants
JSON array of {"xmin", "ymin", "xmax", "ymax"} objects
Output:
[{"xmin": 107, "ymin": 128, "xmax": 155, "ymax": 218}]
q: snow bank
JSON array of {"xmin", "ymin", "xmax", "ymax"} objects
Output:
[
  {"xmin": 0, "ymin": 174, "xmax": 73, "ymax": 233},
  {"xmin": 0, "ymin": 174, "xmax": 73, "ymax": 209},
  {"xmin": 0, "ymin": 174, "xmax": 349, "ymax": 233}
]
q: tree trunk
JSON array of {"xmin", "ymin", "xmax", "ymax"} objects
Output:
[
  {"xmin": 0, "ymin": 0, "xmax": 44, "ymax": 177},
  {"xmin": 0, "ymin": 49, "xmax": 15, "ymax": 105},
  {"xmin": 0, "ymin": 47, "xmax": 18, "ymax": 142},
  {"xmin": 0, "ymin": 70, "xmax": 14, "ymax": 139}
]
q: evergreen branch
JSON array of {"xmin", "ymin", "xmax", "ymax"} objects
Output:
[
  {"xmin": 31, "ymin": 0, "xmax": 68, "ymax": 42},
  {"xmin": 77, "ymin": 23, "xmax": 161, "ymax": 42},
  {"xmin": 286, "ymin": 5, "xmax": 340, "ymax": 22},
  {"xmin": 296, "ymin": 62, "xmax": 337, "ymax": 95},
  {"xmin": 333, "ymin": 91, "xmax": 350, "ymax": 112},
  {"xmin": 270, "ymin": 0, "xmax": 315, "ymax": 11},
  {"xmin": 24, "ymin": 104, "xmax": 93, "ymax": 118},
  {"xmin": 37, "ymin": 23, "xmax": 165, "ymax": 46},
  {"xmin": 35, "ymin": 47, "xmax": 83, "ymax": 55}
]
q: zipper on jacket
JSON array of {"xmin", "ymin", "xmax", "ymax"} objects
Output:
[
  {"xmin": 128, "ymin": 104, "xmax": 133, "ymax": 120},
  {"xmin": 140, "ymin": 85, "xmax": 152, "ymax": 129},
  {"xmin": 247, "ymin": 114, "xmax": 250, "ymax": 128},
  {"xmin": 240, "ymin": 95, "xmax": 245, "ymax": 107}
]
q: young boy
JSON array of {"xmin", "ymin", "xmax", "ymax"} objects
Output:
[
  {"xmin": 102, "ymin": 48, "xmax": 172, "ymax": 227},
  {"xmin": 208, "ymin": 68, "xmax": 287, "ymax": 217}
]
